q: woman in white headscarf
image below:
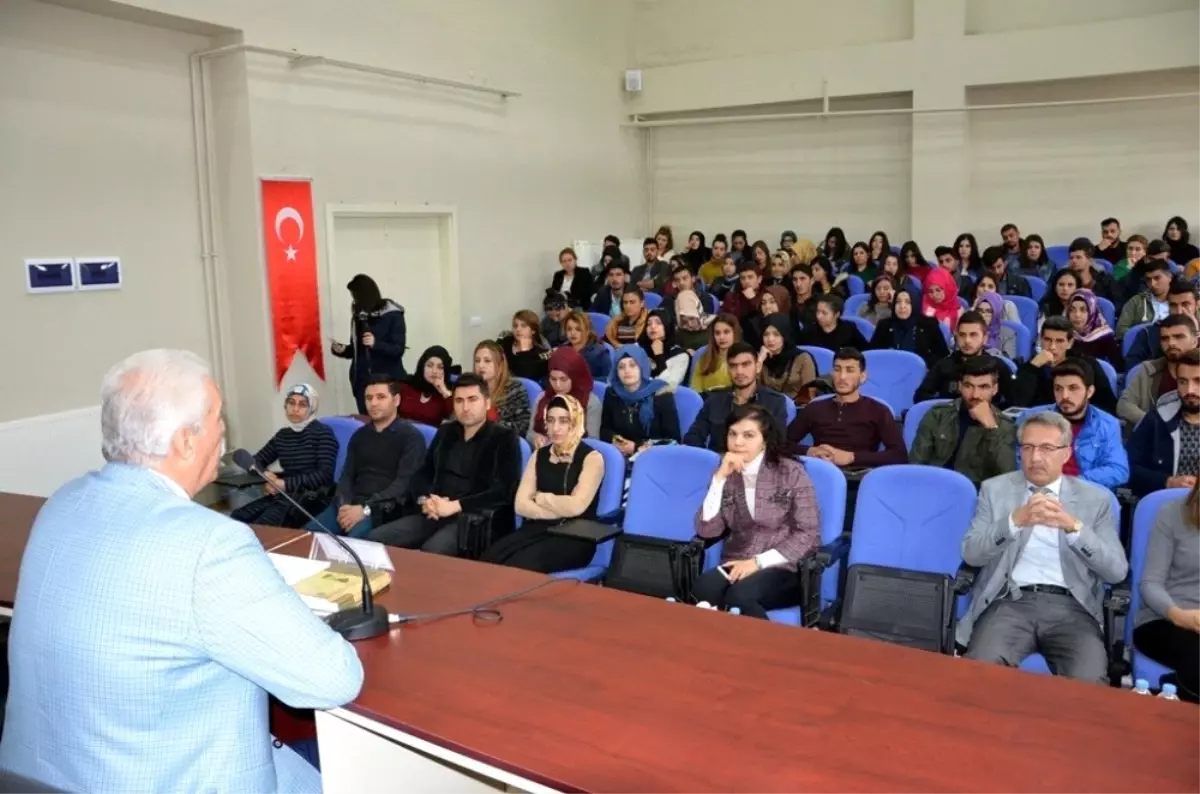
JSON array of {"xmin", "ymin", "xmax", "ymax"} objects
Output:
[{"xmin": 229, "ymin": 383, "xmax": 339, "ymax": 528}]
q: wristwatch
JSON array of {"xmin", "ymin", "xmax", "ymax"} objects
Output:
[
  {"xmin": 362, "ymin": 504, "xmax": 372, "ymax": 517},
  {"xmin": 1066, "ymin": 518, "xmax": 1081, "ymax": 534}
]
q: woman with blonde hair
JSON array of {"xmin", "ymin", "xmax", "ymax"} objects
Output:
[
  {"xmin": 500, "ymin": 310, "xmax": 549, "ymax": 382},
  {"xmin": 474, "ymin": 340, "xmax": 531, "ymax": 433},
  {"xmin": 481, "ymin": 395, "xmax": 605, "ymax": 573},
  {"xmin": 562, "ymin": 309, "xmax": 612, "ymax": 381},
  {"xmin": 789, "ymin": 238, "xmax": 818, "ymax": 267},
  {"xmin": 690, "ymin": 313, "xmax": 741, "ymax": 394}
]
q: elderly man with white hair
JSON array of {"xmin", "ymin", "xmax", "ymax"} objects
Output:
[
  {"xmin": 958, "ymin": 410, "xmax": 1128, "ymax": 683},
  {"xmin": 0, "ymin": 350, "xmax": 363, "ymax": 793}
]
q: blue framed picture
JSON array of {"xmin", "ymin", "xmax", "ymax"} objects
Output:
[
  {"xmin": 25, "ymin": 258, "xmax": 75, "ymax": 294},
  {"xmin": 77, "ymin": 257, "xmax": 122, "ymax": 290}
]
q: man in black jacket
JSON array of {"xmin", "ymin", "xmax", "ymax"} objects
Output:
[
  {"xmin": 683, "ymin": 342, "xmax": 789, "ymax": 452},
  {"xmin": 1066, "ymin": 237, "xmax": 1116, "ymax": 302},
  {"xmin": 914, "ymin": 312, "xmax": 1014, "ymax": 406},
  {"xmin": 368, "ymin": 374, "xmax": 521, "ymax": 555},
  {"xmin": 1011, "ymin": 316, "xmax": 1117, "ymax": 413},
  {"xmin": 307, "ymin": 375, "xmax": 425, "ymax": 538},
  {"xmin": 982, "ymin": 244, "xmax": 1032, "ymax": 298}
]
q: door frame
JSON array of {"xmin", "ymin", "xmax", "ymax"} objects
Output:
[{"xmin": 323, "ymin": 203, "xmax": 462, "ymax": 414}]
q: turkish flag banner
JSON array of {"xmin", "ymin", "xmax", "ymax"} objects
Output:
[{"xmin": 260, "ymin": 178, "xmax": 325, "ymax": 386}]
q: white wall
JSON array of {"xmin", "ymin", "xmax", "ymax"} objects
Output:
[
  {"xmin": 0, "ymin": 407, "xmax": 104, "ymax": 496},
  {"xmin": 965, "ymin": 0, "xmax": 1197, "ymax": 34},
  {"xmin": 650, "ymin": 95, "xmax": 913, "ymax": 244},
  {"xmin": 0, "ymin": 0, "xmax": 215, "ymax": 422},
  {"xmin": 967, "ymin": 69, "xmax": 1200, "ymax": 246}
]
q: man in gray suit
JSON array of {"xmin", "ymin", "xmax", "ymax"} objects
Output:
[{"xmin": 959, "ymin": 411, "xmax": 1128, "ymax": 682}]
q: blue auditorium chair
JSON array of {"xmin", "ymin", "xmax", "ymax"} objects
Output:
[
  {"xmin": 642, "ymin": 292, "xmax": 663, "ymax": 310},
  {"xmin": 995, "ymin": 354, "xmax": 1017, "ymax": 374},
  {"xmin": 799, "ymin": 345, "xmax": 833, "ymax": 375},
  {"xmin": 516, "ymin": 377, "xmax": 543, "ymax": 408},
  {"xmin": 673, "ymin": 386, "xmax": 703, "ymax": 436},
  {"xmin": 766, "ymin": 457, "xmax": 847, "ymax": 627},
  {"xmin": 551, "ymin": 439, "xmax": 627, "ymax": 583},
  {"xmin": 592, "ymin": 382, "xmax": 607, "ymax": 400},
  {"xmin": 847, "ymin": 315, "xmax": 875, "ymax": 342},
  {"xmin": 1122, "ymin": 323, "xmax": 1153, "ymax": 359},
  {"xmin": 813, "ymin": 465, "xmax": 978, "ymax": 652},
  {"xmin": 686, "ymin": 345, "xmax": 708, "ymax": 383},
  {"xmin": 1002, "ymin": 320, "xmax": 1033, "ymax": 360},
  {"xmin": 412, "ymin": 422, "xmax": 437, "ymax": 450},
  {"xmin": 587, "ymin": 312, "xmax": 610, "ymax": 338},
  {"xmin": 843, "ymin": 293, "xmax": 870, "ymax": 317},
  {"xmin": 846, "ymin": 275, "xmax": 865, "ymax": 296},
  {"xmin": 1045, "ymin": 245, "xmax": 1069, "ymax": 267},
  {"xmin": 1022, "ymin": 275, "xmax": 1047, "ymax": 303},
  {"xmin": 903, "ymin": 399, "xmax": 950, "ymax": 450},
  {"xmin": 1096, "ymin": 297, "xmax": 1116, "ymax": 329},
  {"xmin": 862, "ymin": 349, "xmax": 925, "ymax": 415},
  {"xmin": 1008, "ymin": 295, "xmax": 1039, "ymax": 336},
  {"xmin": 319, "ymin": 416, "xmax": 365, "ymax": 480},
  {"xmin": 1095, "ymin": 359, "xmax": 1118, "ymax": 395}
]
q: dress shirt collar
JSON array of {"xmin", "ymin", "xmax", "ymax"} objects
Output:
[{"xmin": 1025, "ymin": 477, "xmax": 1062, "ymax": 498}]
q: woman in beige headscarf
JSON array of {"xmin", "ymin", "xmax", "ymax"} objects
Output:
[
  {"xmin": 790, "ymin": 238, "xmax": 818, "ymax": 266},
  {"xmin": 479, "ymin": 395, "xmax": 605, "ymax": 573}
]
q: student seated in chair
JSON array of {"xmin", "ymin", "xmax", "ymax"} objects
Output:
[
  {"xmin": 1120, "ymin": 314, "xmax": 1198, "ymax": 429},
  {"xmin": 796, "ymin": 294, "xmax": 868, "ymax": 353},
  {"xmin": 869, "ymin": 290, "xmax": 950, "ymax": 369},
  {"xmin": 481, "ymin": 395, "xmax": 604, "ymax": 573},
  {"xmin": 914, "ymin": 311, "xmax": 1012, "ymax": 405},
  {"xmin": 959, "ymin": 412, "xmax": 1128, "ymax": 683},
  {"xmin": 230, "ymin": 383, "xmax": 338, "ymax": 529},
  {"xmin": 692, "ymin": 403, "xmax": 820, "ymax": 618},
  {"xmin": 786, "ymin": 347, "xmax": 907, "ymax": 469},
  {"xmin": 369, "ymin": 374, "xmax": 520, "ymax": 555},
  {"xmin": 910, "ymin": 356, "xmax": 1016, "ymax": 487},
  {"xmin": 529, "ymin": 346, "xmax": 599, "ymax": 448},
  {"xmin": 1127, "ymin": 350, "xmax": 1200, "ymax": 497},
  {"xmin": 307, "ymin": 375, "xmax": 424, "ymax": 538},
  {"xmin": 1030, "ymin": 362, "xmax": 1128, "ymax": 491},
  {"xmin": 397, "ymin": 346, "xmax": 457, "ymax": 427},
  {"xmin": 1012, "ymin": 317, "xmax": 1117, "ymax": 413},
  {"xmin": 684, "ymin": 342, "xmax": 788, "ymax": 454},
  {"xmin": 1124, "ymin": 281, "xmax": 1199, "ymax": 370},
  {"xmin": 601, "ymin": 344, "xmax": 681, "ymax": 459}
]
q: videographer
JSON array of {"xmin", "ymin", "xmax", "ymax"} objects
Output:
[{"xmin": 331, "ymin": 273, "xmax": 407, "ymax": 414}]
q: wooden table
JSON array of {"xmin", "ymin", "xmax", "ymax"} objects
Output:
[{"xmin": 1, "ymin": 492, "xmax": 1196, "ymax": 792}]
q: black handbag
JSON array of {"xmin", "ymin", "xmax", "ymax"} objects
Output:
[{"xmin": 604, "ymin": 535, "xmax": 706, "ymax": 601}]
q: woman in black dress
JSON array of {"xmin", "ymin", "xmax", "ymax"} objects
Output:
[
  {"xmin": 869, "ymin": 290, "xmax": 950, "ymax": 368},
  {"xmin": 480, "ymin": 395, "xmax": 604, "ymax": 573}
]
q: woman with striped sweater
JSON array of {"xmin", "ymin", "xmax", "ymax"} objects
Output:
[{"xmin": 230, "ymin": 383, "xmax": 338, "ymax": 528}]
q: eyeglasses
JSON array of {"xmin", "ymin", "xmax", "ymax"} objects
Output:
[{"xmin": 1020, "ymin": 443, "xmax": 1069, "ymax": 457}]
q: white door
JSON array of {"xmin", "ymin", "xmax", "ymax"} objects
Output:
[{"xmin": 327, "ymin": 214, "xmax": 453, "ymax": 415}]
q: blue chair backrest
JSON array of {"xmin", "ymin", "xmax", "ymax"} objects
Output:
[
  {"xmin": 862, "ymin": 349, "xmax": 926, "ymax": 415},
  {"xmin": 995, "ymin": 354, "xmax": 1017, "ymax": 374},
  {"xmin": 843, "ymin": 293, "xmax": 870, "ymax": 317},
  {"xmin": 413, "ymin": 422, "xmax": 438, "ymax": 450},
  {"xmin": 1096, "ymin": 297, "xmax": 1116, "ymax": 329},
  {"xmin": 1094, "ymin": 259, "xmax": 1113, "ymax": 274},
  {"xmin": 798, "ymin": 456, "xmax": 847, "ymax": 607},
  {"xmin": 903, "ymin": 399, "xmax": 950, "ymax": 450},
  {"xmin": 1008, "ymin": 295, "xmax": 1039, "ymax": 336},
  {"xmin": 1002, "ymin": 320, "xmax": 1033, "ymax": 360},
  {"xmin": 783, "ymin": 398, "xmax": 796, "ymax": 426},
  {"xmin": 1023, "ymin": 275, "xmax": 1047, "ymax": 303},
  {"xmin": 674, "ymin": 386, "xmax": 704, "ymax": 435},
  {"xmin": 607, "ymin": 343, "xmax": 623, "ymax": 370},
  {"xmin": 939, "ymin": 321, "xmax": 953, "ymax": 348},
  {"xmin": 519, "ymin": 437, "xmax": 532, "ymax": 469},
  {"xmin": 1125, "ymin": 489, "xmax": 1190, "ymax": 649},
  {"xmin": 846, "ymin": 275, "xmax": 865, "ymax": 296},
  {"xmin": 956, "ymin": 296, "xmax": 970, "ymax": 312},
  {"xmin": 642, "ymin": 292, "xmax": 663, "ymax": 310},
  {"xmin": 848, "ymin": 465, "xmax": 977, "ymax": 576},
  {"xmin": 1045, "ymin": 245, "xmax": 1070, "ymax": 267},
  {"xmin": 319, "ymin": 416, "xmax": 365, "ymax": 480},
  {"xmin": 584, "ymin": 439, "xmax": 626, "ymax": 520},
  {"xmin": 799, "ymin": 345, "xmax": 833, "ymax": 375},
  {"xmin": 588, "ymin": 312, "xmax": 610, "ymax": 337},
  {"xmin": 847, "ymin": 315, "xmax": 875, "ymax": 342},
  {"xmin": 624, "ymin": 446, "xmax": 720, "ymax": 542},
  {"xmin": 592, "ymin": 381, "xmax": 607, "ymax": 400},
  {"xmin": 1122, "ymin": 323, "xmax": 1154, "ymax": 358},
  {"xmin": 516, "ymin": 377, "xmax": 543, "ymax": 408},
  {"xmin": 687, "ymin": 345, "xmax": 708, "ymax": 383},
  {"xmin": 1095, "ymin": 358, "xmax": 1118, "ymax": 395}
]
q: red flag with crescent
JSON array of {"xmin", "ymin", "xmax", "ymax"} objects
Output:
[{"xmin": 260, "ymin": 178, "xmax": 325, "ymax": 386}]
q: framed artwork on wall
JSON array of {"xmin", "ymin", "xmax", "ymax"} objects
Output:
[{"xmin": 25, "ymin": 258, "xmax": 75, "ymax": 294}]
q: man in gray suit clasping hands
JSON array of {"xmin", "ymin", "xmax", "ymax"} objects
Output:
[{"xmin": 958, "ymin": 411, "xmax": 1129, "ymax": 683}]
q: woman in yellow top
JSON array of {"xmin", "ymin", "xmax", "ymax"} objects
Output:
[{"xmin": 689, "ymin": 313, "xmax": 741, "ymax": 393}]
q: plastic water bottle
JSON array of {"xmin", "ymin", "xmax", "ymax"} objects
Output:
[
  {"xmin": 1132, "ymin": 678, "xmax": 1152, "ymax": 696},
  {"xmin": 1158, "ymin": 683, "xmax": 1180, "ymax": 701},
  {"xmin": 665, "ymin": 597, "xmax": 677, "ymax": 603},
  {"xmin": 696, "ymin": 600, "xmax": 713, "ymax": 609},
  {"xmin": 728, "ymin": 607, "xmax": 742, "ymax": 616}
]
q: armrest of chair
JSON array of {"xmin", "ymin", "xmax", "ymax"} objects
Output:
[
  {"xmin": 813, "ymin": 533, "xmax": 851, "ymax": 570},
  {"xmin": 1103, "ymin": 577, "xmax": 1133, "ymax": 687},
  {"xmin": 1104, "ymin": 578, "xmax": 1132, "ymax": 616},
  {"xmin": 456, "ymin": 507, "xmax": 500, "ymax": 560},
  {"xmin": 953, "ymin": 563, "xmax": 980, "ymax": 595},
  {"xmin": 596, "ymin": 508, "xmax": 625, "ymax": 526}
]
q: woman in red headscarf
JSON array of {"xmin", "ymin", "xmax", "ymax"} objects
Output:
[
  {"xmin": 922, "ymin": 267, "xmax": 963, "ymax": 330},
  {"xmin": 528, "ymin": 346, "xmax": 597, "ymax": 448}
]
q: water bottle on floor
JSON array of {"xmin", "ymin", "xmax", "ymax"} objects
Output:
[
  {"xmin": 1132, "ymin": 679, "xmax": 1152, "ymax": 696},
  {"xmin": 1157, "ymin": 683, "xmax": 1180, "ymax": 701},
  {"xmin": 728, "ymin": 607, "xmax": 741, "ymax": 616},
  {"xmin": 665, "ymin": 597, "xmax": 677, "ymax": 603}
]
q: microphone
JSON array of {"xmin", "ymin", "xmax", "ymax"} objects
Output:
[{"xmin": 233, "ymin": 449, "xmax": 390, "ymax": 641}]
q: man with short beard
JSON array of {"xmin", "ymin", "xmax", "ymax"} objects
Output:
[
  {"xmin": 1128, "ymin": 349, "xmax": 1200, "ymax": 496},
  {"xmin": 1118, "ymin": 314, "xmax": 1198, "ymax": 426},
  {"xmin": 1029, "ymin": 362, "xmax": 1128, "ymax": 490}
]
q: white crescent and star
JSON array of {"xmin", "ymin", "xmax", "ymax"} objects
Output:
[{"xmin": 274, "ymin": 206, "xmax": 304, "ymax": 262}]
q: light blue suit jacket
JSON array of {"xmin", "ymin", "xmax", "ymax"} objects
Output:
[{"xmin": 0, "ymin": 463, "xmax": 364, "ymax": 793}]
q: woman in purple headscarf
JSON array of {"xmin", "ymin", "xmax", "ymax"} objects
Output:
[
  {"xmin": 1066, "ymin": 288, "xmax": 1123, "ymax": 369},
  {"xmin": 971, "ymin": 291, "xmax": 1017, "ymax": 361}
]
